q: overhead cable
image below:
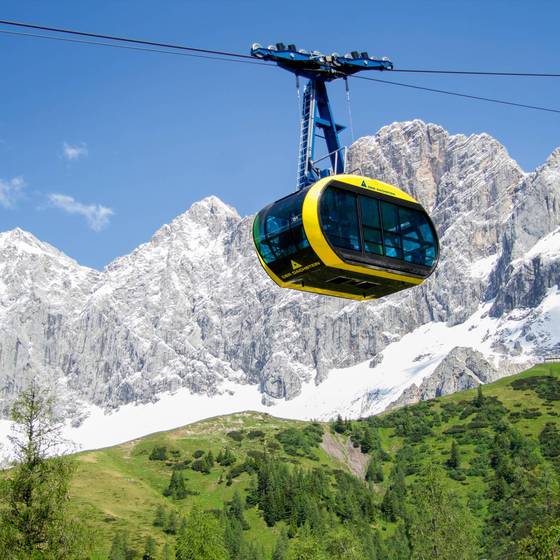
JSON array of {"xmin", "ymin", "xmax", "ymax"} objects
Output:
[
  {"xmin": 1, "ymin": 19, "xmax": 558, "ymax": 114},
  {"xmin": 1, "ymin": 19, "xmax": 560, "ymax": 77},
  {"xmin": 353, "ymin": 75, "xmax": 560, "ymax": 114},
  {"xmin": 0, "ymin": 29, "xmax": 270, "ymax": 66}
]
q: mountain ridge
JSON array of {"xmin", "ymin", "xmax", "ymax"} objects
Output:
[{"xmin": 1, "ymin": 119, "xmax": 559, "ymax": 437}]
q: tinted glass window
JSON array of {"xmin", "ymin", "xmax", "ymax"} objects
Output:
[
  {"xmin": 380, "ymin": 202, "xmax": 436, "ymax": 267},
  {"xmin": 360, "ymin": 196, "xmax": 383, "ymax": 255},
  {"xmin": 255, "ymin": 190, "xmax": 310, "ymax": 264},
  {"xmin": 320, "ymin": 188, "xmax": 361, "ymax": 252},
  {"xmin": 381, "ymin": 202, "xmax": 400, "ymax": 233}
]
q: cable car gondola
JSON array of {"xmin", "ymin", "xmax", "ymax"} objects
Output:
[
  {"xmin": 251, "ymin": 43, "xmax": 439, "ymax": 300},
  {"xmin": 254, "ymin": 174, "xmax": 438, "ymax": 300}
]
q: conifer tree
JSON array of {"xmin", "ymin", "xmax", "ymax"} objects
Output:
[
  {"xmin": 381, "ymin": 466, "xmax": 407, "ymax": 522},
  {"xmin": 224, "ymin": 514, "xmax": 243, "ymax": 558},
  {"xmin": 365, "ymin": 458, "xmax": 384, "ymax": 482},
  {"xmin": 230, "ymin": 489, "xmax": 250, "ymax": 530},
  {"xmin": 518, "ymin": 522, "xmax": 560, "ymax": 559},
  {"xmin": 206, "ymin": 450, "xmax": 215, "ymax": 468},
  {"xmin": 384, "ymin": 522, "xmax": 411, "ymax": 560},
  {"xmin": 272, "ymin": 528, "xmax": 289, "ymax": 560},
  {"xmin": 153, "ymin": 504, "xmax": 166, "ymax": 527},
  {"xmin": 240, "ymin": 541, "xmax": 265, "ymax": 560},
  {"xmin": 162, "ymin": 541, "xmax": 174, "ymax": 560},
  {"xmin": 447, "ymin": 440, "xmax": 461, "ymax": 470},
  {"xmin": 475, "ymin": 384, "xmax": 484, "ymax": 408},
  {"xmin": 109, "ymin": 531, "xmax": 132, "ymax": 560},
  {"xmin": 142, "ymin": 535, "xmax": 157, "ymax": 560},
  {"xmin": 163, "ymin": 469, "xmax": 187, "ymax": 499},
  {"xmin": 164, "ymin": 510, "xmax": 178, "ymax": 534},
  {"xmin": 175, "ymin": 506, "xmax": 228, "ymax": 560},
  {"xmin": 324, "ymin": 525, "xmax": 365, "ymax": 559},
  {"xmin": 285, "ymin": 527, "xmax": 327, "ymax": 560},
  {"xmin": 333, "ymin": 414, "xmax": 346, "ymax": 434},
  {"xmin": 406, "ymin": 465, "xmax": 478, "ymax": 559},
  {"xmin": 0, "ymin": 383, "xmax": 92, "ymax": 559}
]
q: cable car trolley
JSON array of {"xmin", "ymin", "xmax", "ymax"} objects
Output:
[{"xmin": 251, "ymin": 43, "xmax": 439, "ymax": 300}]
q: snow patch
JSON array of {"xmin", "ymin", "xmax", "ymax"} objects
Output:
[{"xmin": 470, "ymin": 254, "xmax": 499, "ymax": 279}]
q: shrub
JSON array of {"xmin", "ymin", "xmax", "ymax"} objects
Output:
[
  {"xmin": 149, "ymin": 446, "xmax": 168, "ymax": 461},
  {"xmin": 227, "ymin": 430, "xmax": 244, "ymax": 442},
  {"xmin": 192, "ymin": 459, "xmax": 210, "ymax": 474},
  {"xmin": 540, "ymin": 422, "xmax": 560, "ymax": 458},
  {"xmin": 247, "ymin": 430, "xmax": 265, "ymax": 440}
]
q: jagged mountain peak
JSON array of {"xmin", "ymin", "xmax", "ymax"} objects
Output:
[
  {"xmin": 0, "ymin": 227, "xmax": 60, "ymax": 256},
  {"xmin": 179, "ymin": 195, "xmax": 240, "ymax": 226},
  {"xmin": 151, "ymin": 195, "xmax": 240, "ymax": 248},
  {"xmin": 0, "ymin": 227, "xmax": 93, "ymax": 277},
  {"xmin": 105, "ymin": 195, "xmax": 241, "ymax": 275}
]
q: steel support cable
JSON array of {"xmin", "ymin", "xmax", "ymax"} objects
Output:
[
  {"xmin": 1, "ymin": 21, "xmax": 559, "ymax": 114},
  {"xmin": 0, "ymin": 18, "xmax": 256, "ymax": 60},
  {"xmin": 394, "ymin": 68, "xmax": 560, "ymax": 77},
  {"xmin": 352, "ymin": 75, "xmax": 560, "ymax": 114},
  {"xmin": 0, "ymin": 29, "xmax": 271, "ymax": 66},
  {"xmin": 2, "ymin": 19, "xmax": 560, "ymax": 77}
]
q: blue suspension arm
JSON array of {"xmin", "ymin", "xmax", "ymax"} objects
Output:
[{"xmin": 251, "ymin": 42, "xmax": 393, "ymax": 189}]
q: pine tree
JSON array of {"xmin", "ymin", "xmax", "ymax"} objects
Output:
[
  {"xmin": 230, "ymin": 489, "xmax": 250, "ymax": 530},
  {"xmin": 175, "ymin": 506, "xmax": 228, "ymax": 560},
  {"xmin": 360, "ymin": 426, "xmax": 378, "ymax": 454},
  {"xmin": 163, "ymin": 469, "xmax": 187, "ymax": 499},
  {"xmin": 164, "ymin": 510, "xmax": 178, "ymax": 534},
  {"xmin": 162, "ymin": 541, "xmax": 174, "ymax": 560},
  {"xmin": 240, "ymin": 540, "xmax": 265, "ymax": 560},
  {"xmin": 518, "ymin": 522, "xmax": 560, "ymax": 559},
  {"xmin": 109, "ymin": 531, "xmax": 131, "ymax": 560},
  {"xmin": 206, "ymin": 450, "xmax": 215, "ymax": 468},
  {"xmin": 285, "ymin": 527, "xmax": 327, "ymax": 560},
  {"xmin": 383, "ymin": 522, "xmax": 411, "ymax": 560},
  {"xmin": 475, "ymin": 384, "xmax": 484, "ymax": 408},
  {"xmin": 217, "ymin": 449, "xmax": 224, "ymax": 464},
  {"xmin": 381, "ymin": 466, "xmax": 407, "ymax": 522},
  {"xmin": 447, "ymin": 440, "xmax": 461, "ymax": 470},
  {"xmin": 224, "ymin": 515, "xmax": 243, "ymax": 559},
  {"xmin": 324, "ymin": 526, "xmax": 365, "ymax": 559},
  {"xmin": 333, "ymin": 414, "xmax": 346, "ymax": 434},
  {"xmin": 365, "ymin": 458, "xmax": 384, "ymax": 482},
  {"xmin": 142, "ymin": 535, "xmax": 157, "ymax": 560},
  {"xmin": 0, "ymin": 383, "xmax": 92, "ymax": 559},
  {"xmin": 272, "ymin": 528, "xmax": 289, "ymax": 560},
  {"xmin": 153, "ymin": 504, "xmax": 166, "ymax": 527},
  {"xmin": 406, "ymin": 465, "xmax": 479, "ymax": 559}
]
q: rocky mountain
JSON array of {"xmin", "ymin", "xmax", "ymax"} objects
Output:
[
  {"xmin": 1, "ymin": 120, "xmax": 559, "ymax": 426},
  {"xmin": 387, "ymin": 347, "xmax": 500, "ymax": 409}
]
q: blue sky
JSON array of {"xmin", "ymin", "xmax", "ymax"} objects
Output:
[{"xmin": 1, "ymin": 0, "xmax": 559, "ymax": 269}]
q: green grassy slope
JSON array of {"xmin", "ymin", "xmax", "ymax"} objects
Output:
[
  {"xmin": 71, "ymin": 414, "xmax": 341, "ymax": 556},
  {"xmin": 70, "ymin": 363, "xmax": 560, "ymax": 557}
]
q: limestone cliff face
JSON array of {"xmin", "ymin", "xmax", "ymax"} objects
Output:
[
  {"xmin": 387, "ymin": 347, "xmax": 502, "ymax": 409},
  {"xmin": 0, "ymin": 120, "xmax": 558, "ymax": 415}
]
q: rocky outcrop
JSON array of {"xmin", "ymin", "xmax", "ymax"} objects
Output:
[{"xmin": 388, "ymin": 347, "xmax": 499, "ymax": 409}]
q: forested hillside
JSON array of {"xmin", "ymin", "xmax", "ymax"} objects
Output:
[{"xmin": 69, "ymin": 363, "xmax": 560, "ymax": 559}]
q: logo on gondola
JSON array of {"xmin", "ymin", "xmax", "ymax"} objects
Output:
[
  {"xmin": 361, "ymin": 180, "xmax": 368, "ymax": 188},
  {"xmin": 291, "ymin": 260, "xmax": 302, "ymax": 270}
]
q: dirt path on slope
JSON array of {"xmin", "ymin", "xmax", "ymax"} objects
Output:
[{"xmin": 321, "ymin": 431, "xmax": 369, "ymax": 479}]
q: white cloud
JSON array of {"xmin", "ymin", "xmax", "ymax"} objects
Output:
[
  {"xmin": 62, "ymin": 142, "xmax": 88, "ymax": 161},
  {"xmin": 48, "ymin": 193, "xmax": 114, "ymax": 231},
  {"xmin": 0, "ymin": 176, "xmax": 26, "ymax": 208}
]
